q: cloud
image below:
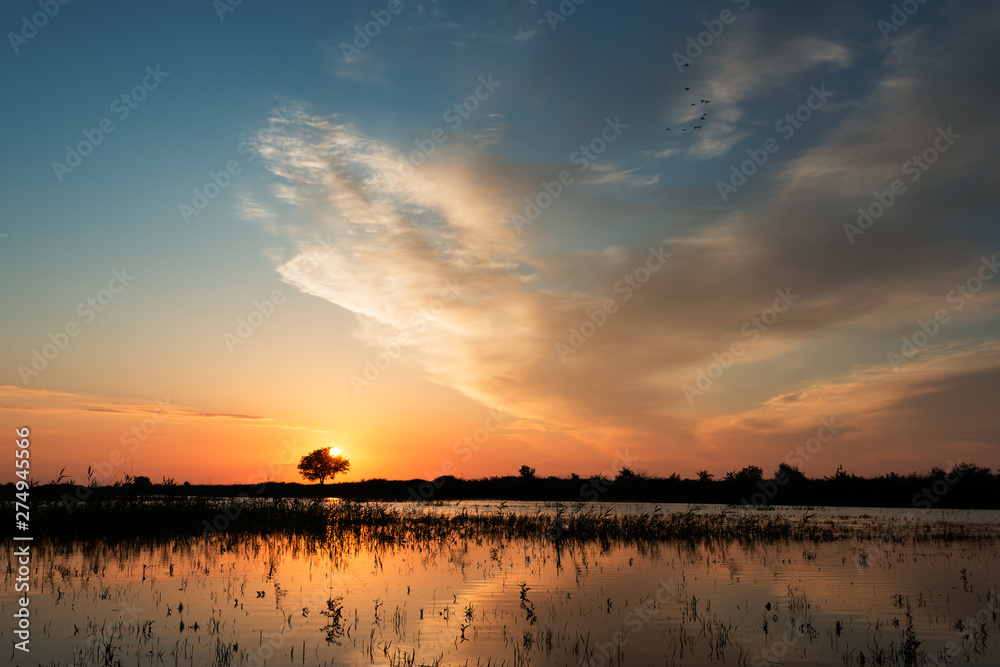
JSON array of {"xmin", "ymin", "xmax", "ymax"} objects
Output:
[
  {"xmin": 243, "ymin": 3, "xmax": 1000, "ymax": 474},
  {"xmin": 0, "ymin": 386, "xmax": 271, "ymax": 422},
  {"xmin": 660, "ymin": 19, "xmax": 853, "ymax": 159},
  {"xmin": 579, "ymin": 164, "xmax": 660, "ymax": 189},
  {"xmin": 512, "ymin": 27, "xmax": 537, "ymax": 42},
  {"xmin": 695, "ymin": 340, "xmax": 1000, "ymax": 472},
  {"xmin": 245, "ymin": 103, "xmax": 686, "ymax": 443}
]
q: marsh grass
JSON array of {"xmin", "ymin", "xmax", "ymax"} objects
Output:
[
  {"xmin": 6, "ymin": 505, "xmax": 1000, "ymax": 667},
  {"xmin": 12, "ymin": 497, "xmax": 997, "ymax": 548}
]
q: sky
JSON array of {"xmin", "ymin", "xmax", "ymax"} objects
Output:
[{"xmin": 1, "ymin": 0, "xmax": 998, "ymax": 485}]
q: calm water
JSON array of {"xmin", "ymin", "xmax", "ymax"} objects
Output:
[{"xmin": 2, "ymin": 502, "xmax": 999, "ymax": 666}]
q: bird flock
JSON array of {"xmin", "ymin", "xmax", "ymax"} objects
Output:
[{"xmin": 666, "ymin": 86, "xmax": 710, "ymax": 132}]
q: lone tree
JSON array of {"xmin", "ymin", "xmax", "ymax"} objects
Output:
[
  {"xmin": 298, "ymin": 448, "xmax": 350, "ymax": 484},
  {"xmin": 519, "ymin": 465, "xmax": 536, "ymax": 479}
]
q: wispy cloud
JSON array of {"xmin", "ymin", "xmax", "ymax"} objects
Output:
[
  {"xmin": 240, "ymin": 4, "xmax": 1000, "ymax": 473},
  {"xmin": 660, "ymin": 21, "xmax": 852, "ymax": 160},
  {"xmin": 580, "ymin": 164, "xmax": 660, "ymax": 189},
  {"xmin": 513, "ymin": 27, "xmax": 537, "ymax": 42},
  {"xmin": 0, "ymin": 385, "xmax": 269, "ymax": 422}
]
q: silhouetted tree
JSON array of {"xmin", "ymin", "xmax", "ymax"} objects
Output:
[
  {"xmin": 616, "ymin": 467, "xmax": 639, "ymax": 482},
  {"xmin": 519, "ymin": 465, "xmax": 536, "ymax": 479},
  {"xmin": 775, "ymin": 463, "xmax": 805, "ymax": 482},
  {"xmin": 735, "ymin": 465, "xmax": 763, "ymax": 483},
  {"xmin": 134, "ymin": 475, "xmax": 152, "ymax": 489},
  {"xmin": 697, "ymin": 470, "xmax": 713, "ymax": 482},
  {"xmin": 298, "ymin": 449, "xmax": 350, "ymax": 484},
  {"xmin": 830, "ymin": 464, "xmax": 851, "ymax": 480},
  {"xmin": 726, "ymin": 466, "xmax": 764, "ymax": 482},
  {"xmin": 951, "ymin": 462, "xmax": 991, "ymax": 480}
]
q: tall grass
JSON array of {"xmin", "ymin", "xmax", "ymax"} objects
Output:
[{"xmin": 8, "ymin": 497, "xmax": 995, "ymax": 547}]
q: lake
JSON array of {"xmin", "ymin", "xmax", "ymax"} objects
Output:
[{"xmin": 3, "ymin": 500, "xmax": 999, "ymax": 666}]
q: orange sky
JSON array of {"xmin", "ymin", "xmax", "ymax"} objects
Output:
[
  {"xmin": 3, "ymin": 333, "xmax": 998, "ymax": 485},
  {"xmin": 3, "ymin": 2, "xmax": 999, "ymax": 485}
]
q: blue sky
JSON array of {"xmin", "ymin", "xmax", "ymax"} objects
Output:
[{"xmin": 2, "ymin": 0, "xmax": 999, "ymax": 483}]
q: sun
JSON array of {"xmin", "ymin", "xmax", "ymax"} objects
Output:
[{"xmin": 329, "ymin": 447, "xmax": 341, "ymax": 457}]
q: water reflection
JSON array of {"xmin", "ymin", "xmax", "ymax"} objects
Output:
[{"xmin": 2, "ymin": 503, "xmax": 998, "ymax": 666}]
